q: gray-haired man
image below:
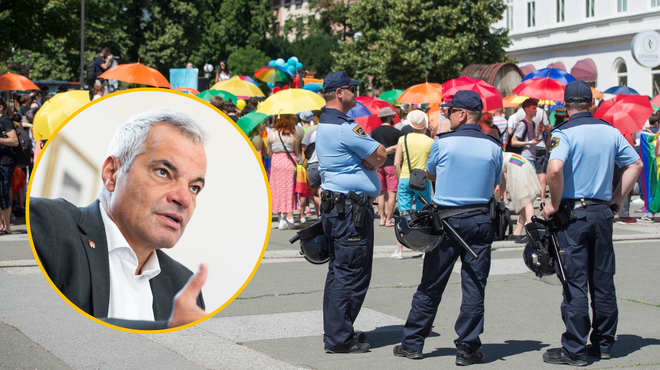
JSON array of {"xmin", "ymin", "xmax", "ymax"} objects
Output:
[{"xmin": 30, "ymin": 108, "xmax": 209, "ymax": 329}]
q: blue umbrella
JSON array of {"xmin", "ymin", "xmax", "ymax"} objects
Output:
[
  {"xmin": 522, "ymin": 68, "xmax": 576, "ymax": 85},
  {"xmin": 347, "ymin": 101, "xmax": 372, "ymax": 119},
  {"xmin": 603, "ymin": 86, "xmax": 639, "ymax": 95},
  {"xmin": 303, "ymin": 83, "xmax": 323, "ymax": 92}
]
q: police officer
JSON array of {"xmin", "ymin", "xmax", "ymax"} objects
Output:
[
  {"xmin": 540, "ymin": 81, "xmax": 642, "ymax": 366},
  {"xmin": 316, "ymin": 71, "xmax": 387, "ymax": 353},
  {"xmin": 393, "ymin": 90, "xmax": 502, "ymax": 365}
]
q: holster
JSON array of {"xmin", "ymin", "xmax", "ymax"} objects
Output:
[
  {"xmin": 348, "ymin": 191, "xmax": 366, "ymax": 228},
  {"xmin": 552, "ymin": 199, "xmax": 577, "ymax": 228},
  {"xmin": 321, "ymin": 190, "xmax": 334, "ymax": 212}
]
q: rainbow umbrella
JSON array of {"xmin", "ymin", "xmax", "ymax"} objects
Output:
[
  {"xmin": 238, "ymin": 76, "xmax": 259, "ymax": 86},
  {"xmin": 174, "ymin": 87, "xmax": 200, "ymax": 95},
  {"xmin": 196, "ymin": 89, "xmax": 237, "ymax": 103},
  {"xmin": 254, "ymin": 66, "xmax": 294, "ymax": 83}
]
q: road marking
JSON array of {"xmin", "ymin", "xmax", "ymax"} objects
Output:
[{"xmin": 202, "ymin": 308, "xmax": 404, "ymax": 342}]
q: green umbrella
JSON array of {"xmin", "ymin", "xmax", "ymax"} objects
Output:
[
  {"xmin": 378, "ymin": 89, "xmax": 405, "ymax": 105},
  {"xmin": 236, "ymin": 111, "xmax": 268, "ymax": 135},
  {"xmin": 196, "ymin": 89, "xmax": 238, "ymax": 103}
]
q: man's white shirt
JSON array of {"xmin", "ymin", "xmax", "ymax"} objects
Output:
[{"xmin": 99, "ymin": 203, "xmax": 161, "ymax": 321}]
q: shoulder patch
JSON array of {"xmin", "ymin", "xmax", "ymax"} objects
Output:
[
  {"xmin": 550, "ymin": 137, "xmax": 560, "ymax": 151},
  {"xmin": 353, "ymin": 125, "xmax": 366, "ymax": 137}
]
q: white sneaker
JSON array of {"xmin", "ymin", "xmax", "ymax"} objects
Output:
[
  {"xmin": 300, "ymin": 217, "xmax": 306, "ymax": 224},
  {"xmin": 640, "ymin": 214, "xmax": 655, "ymax": 222},
  {"xmin": 390, "ymin": 251, "xmax": 403, "ymax": 259},
  {"xmin": 632, "ymin": 198, "xmax": 644, "ymax": 204},
  {"xmin": 278, "ymin": 219, "xmax": 295, "ymax": 230}
]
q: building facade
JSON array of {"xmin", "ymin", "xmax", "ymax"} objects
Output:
[{"xmin": 492, "ymin": 0, "xmax": 660, "ymax": 97}]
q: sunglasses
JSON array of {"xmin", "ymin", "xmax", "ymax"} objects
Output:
[
  {"xmin": 448, "ymin": 107, "xmax": 465, "ymax": 116},
  {"xmin": 339, "ymin": 85, "xmax": 356, "ymax": 93}
]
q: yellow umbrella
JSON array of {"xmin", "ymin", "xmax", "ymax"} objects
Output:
[
  {"xmin": 257, "ymin": 88, "xmax": 325, "ymax": 116},
  {"xmin": 33, "ymin": 91, "xmax": 91, "ymax": 140},
  {"xmin": 210, "ymin": 76, "xmax": 264, "ymax": 97},
  {"xmin": 509, "ymin": 95, "xmax": 555, "ymax": 106}
]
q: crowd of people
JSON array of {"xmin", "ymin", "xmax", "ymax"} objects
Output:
[{"xmin": 0, "ymin": 90, "xmax": 46, "ymax": 235}]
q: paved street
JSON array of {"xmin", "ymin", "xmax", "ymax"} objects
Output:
[{"xmin": 1, "ymin": 200, "xmax": 659, "ymax": 370}]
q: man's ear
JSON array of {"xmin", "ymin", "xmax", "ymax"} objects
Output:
[{"xmin": 101, "ymin": 156, "xmax": 121, "ymax": 192}]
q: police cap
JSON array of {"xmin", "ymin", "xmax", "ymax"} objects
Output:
[
  {"xmin": 440, "ymin": 90, "xmax": 483, "ymax": 111},
  {"xmin": 564, "ymin": 80, "xmax": 592, "ymax": 103},
  {"xmin": 323, "ymin": 71, "xmax": 361, "ymax": 93}
]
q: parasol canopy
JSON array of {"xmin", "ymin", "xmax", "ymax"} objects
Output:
[
  {"xmin": 33, "ymin": 91, "xmax": 91, "ymax": 140},
  {"xmin": 441, "ymin": 77, "xmax": 503, "ymax": 111},
  {"xmin": 99, "ymin": 62, "xmax": 171, "ymax": 88},
  {"xmin": 512, "ymin": 78, "xmax": 566, "ymax": 102},
  {"xmin": 257, "ymin": 88, "xmax": 325, "ymax": 116},
  {"xmin": 0, "ymin": 72, "xmax": 40, "ymax": 91},
  {"xmin": 397, "ymin": 82, "xmax": 443, "ymax": 105},
  {"xmin": 594, "ymin": 94, "xmax": 654, "ymax": 136},
  {"xmin": 211, "ymin": 76, "xmax": 264, "ymax": 97}
]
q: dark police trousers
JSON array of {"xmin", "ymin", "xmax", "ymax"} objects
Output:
[
  {"xmin": 401, "ymin": 211, "xmax": 494, "ymax": 353},
  {"xmin": 321, "ymin": 205, "xmax": 374, "ymax": 351},
  {"xmin": 555, "ymin": 204, "xmax": 617, "ymax": 360}
]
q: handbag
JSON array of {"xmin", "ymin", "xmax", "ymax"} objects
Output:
[
  {"xmin": 404, "ymin": 134, "xmax": 427, "ymax": 191},
  {"xmin": 279, "ymin": 132, "xmax": 311, "ymax": 196}
]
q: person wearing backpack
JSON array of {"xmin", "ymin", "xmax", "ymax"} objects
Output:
[
  {"xmin": 0, "ymin": 98, "xmax": 18, "ymax": 235},
  {"xmin": 511, "ymin": 99, "xmax": 541, "ymax": 170},
  {"xmin": 87, "ymin": 47, "xmax": 113, "ymax": 92}
]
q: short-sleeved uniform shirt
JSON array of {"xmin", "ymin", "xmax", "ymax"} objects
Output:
[
  {"xmin": 427, "ymin": 124, "xmax": 502, "ymax": 207},
  {"xmin": 549, "ymin": 112, "xmax": 639, "ymax": 201},
  {"xmin": 316, "ymin": 107, "xmax": 381, "ymax": 198},
  {"xmin": 0, "ymin": 115, "xmax": 16, "ymax": 166},
  {"xmin": 370, "ymin": 124, "xmax": 401, "ymax": 167}
]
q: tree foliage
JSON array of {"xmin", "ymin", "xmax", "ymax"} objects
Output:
[
  {"xmin": 227, "ymin": 47, "xmax": 270, "ymax": 77},
  {"xmin": 333, "ymin": 0, "xmax": 511, "ymax": 90}
]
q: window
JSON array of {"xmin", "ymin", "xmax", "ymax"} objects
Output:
[
  {"xmin": 295, "ymin": 0, "xmax": 302, "ymax": 9},
  {"xmin": 557, "ymin": 0, "xmax": 565, "ymax": 22},
  {"xmin": 527, "ymin": 1, "xmax": 536, "ymax": 27},
  {"xmin": 652, "ymin": 66, "xmax": 660, "ymax": 97},
  {"xmin": 653, "ymin": 0, "xmax": 659, "ymax": 7},
  {"xmin": 284, "ymin": 0, "xmax": 291, "ymax": 8},
  {"xmin": 616, "ymin": 61, "xmax": 627, "ymax": 86},
  {"xmin": 617, "ymin": 0, "xmax": 627, "ymax": 12},
  {"xmin": 506, "ymin": 0, "xmax": 514, "ymax": 30},
  {"xmin": 586, "ymin": 0, "xmax": 595, "ymax": 17},
  {"xmin": 272, "ymin": 0, "xmax": 280, "ymax": 10}
]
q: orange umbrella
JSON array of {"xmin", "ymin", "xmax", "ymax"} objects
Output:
[
  {"xmin": 99, "ymin": 62, "xmax": 171, "ymax": 88},
  {"xmin": 397, "ymin": 82, "xmax": 443, "ymax": 105},
  {"xmin": 174, "ymin": 87, "xmax": 200, "ymax": 95},
  {"xmin": 0, "ymin": 72, "xmax": 40, "ymax": 91},
  {"xmin": 502, "ymin": 95, "xmax": 519, "ymax": 108},
  {"xmin": 427, "ymin": 106, "xmax": 443, "ymax": 134},
  {"xmin": 303, "ymin": 78, "xmax": 323, "ymax": 85},
  {"xmin": 591, "ymin": 87, "xmax": 604, "ymax": 99}
]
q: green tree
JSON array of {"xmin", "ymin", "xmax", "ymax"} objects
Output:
[
  {"xmin": 333, "ymin": 0, "xmax": 511, "ymax": 90},
  {"xmin": 227, "ymin": 47, "xmax": 269, "ymax": 77}
]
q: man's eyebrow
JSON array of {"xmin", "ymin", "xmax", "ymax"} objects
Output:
[{"xmin": 153, "ymin": 159, "xmax": 205, "ymax": 187}]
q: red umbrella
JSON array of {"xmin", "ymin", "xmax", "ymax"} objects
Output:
[
  {"xmin": 0, "ymin": 72, "xmax": 40, "ymax": 91},
  {"xmin": 441, "ymin": 77, "xmax": 503, "ymax": 111},
  {"xmin": 355, "ymin": 96, "xmax": 401, "ymax": 124},
  {"xmin": 651, "ymin": 95, "xmax": 660, "ymax": 108},
  {"xmin": 354, "ymin": 115, "xmax": 383, "ymax": 136},
  {"xmin": 512, "ymin": 78, "xmax": 566, "ymax": 102},
  {"xmin": 594, "ymin": 94, "xmax": 654, "ymax": 136}
]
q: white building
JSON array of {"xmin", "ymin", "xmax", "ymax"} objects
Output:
[{"xmin": 493, "ymin": 0, "xmax": 660, "ymax": 97}]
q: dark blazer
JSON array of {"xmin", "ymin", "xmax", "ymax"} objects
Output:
[{"xmin": 29, "ymin": 197, "xmax": 204, "ymax": 324}]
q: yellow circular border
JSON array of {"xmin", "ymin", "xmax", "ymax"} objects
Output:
[{"xmin": 26, "ymin": 88, "xmax": 273, "ymax": 334}]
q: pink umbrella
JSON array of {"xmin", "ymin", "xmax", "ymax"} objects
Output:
[
  {"xmin": 594, "ymin": 94, "xmax": 654, "ymax": 136},
  {"xmin": 441, "ymin": 77, "xmax": 503, "ymax": 111},
  {"xmin": 355, "ymin": 96, "xmax": 401, "ymax": 124},
  {"xmin": 512, "ymin": 78, "xmax": 566, "ymax": 102}
]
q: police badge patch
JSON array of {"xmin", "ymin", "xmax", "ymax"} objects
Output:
[
  {"xmin": 550, "ymin": 137, "xmax": 560, "ymax": 151},
  {"xmin": 353, "ymin": 125, "xmax": 367, "ymax": 137}
]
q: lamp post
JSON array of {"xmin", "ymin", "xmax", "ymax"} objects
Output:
[{"xmin": 203, "ymin": 63, "xmax": 213, "ymax": 79}]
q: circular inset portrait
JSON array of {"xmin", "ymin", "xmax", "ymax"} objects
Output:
[{"xmin": 27, "ymin": 89, "xmax": 271, "ymax": 332}]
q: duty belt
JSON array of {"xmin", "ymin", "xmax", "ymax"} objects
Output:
[
  {"xmin": 436, "ymin": 204, "xmax": 490, "ymax": 219},
  {"xmin": 567, "ymin": 198, "xmax": 608, "ymax": 209}
]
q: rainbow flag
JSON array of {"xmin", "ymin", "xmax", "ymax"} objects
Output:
[
  {"xmin": 639, "ymin": 131, "xmax": 660, "ymax": 213},
  {"xmin": 509, "ymin": 154, "xmax": 525, "ymax": 167}
]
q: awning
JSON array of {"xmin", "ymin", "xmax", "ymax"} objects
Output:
[
  {"xmin": 570, "ymin": 58, "xmax": 598, "ymax": 82},
  {"xmin": 519, "ymin": 64, "xmax": 536, "ymax": 76},
  {"xmin": 547, "ymin": 61, "xmax": 566, "ymax": 71}
]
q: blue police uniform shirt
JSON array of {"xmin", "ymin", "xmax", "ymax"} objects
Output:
[
  {"xmin": 426, "ymin": 124, "xmax": 502, "ymax": 207},
  {"xmin": 316, "ymin": 107, "xmax": 381, "ymax": 198},
  {"xmin": 549, "ymin": 111, "xmax": 639, "ymax": 201}
]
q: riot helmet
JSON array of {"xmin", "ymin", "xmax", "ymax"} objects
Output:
[
  {"xmin": 394, "ymin": 209, "xmax": 444, "ymax": 253},
  {"xmin": 522, "ymin": 220, "xmax": 555, "ymax": 277},
  {"xmin": 290, "ymin": 219, "xmax": 329, "ymax": 264}
]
